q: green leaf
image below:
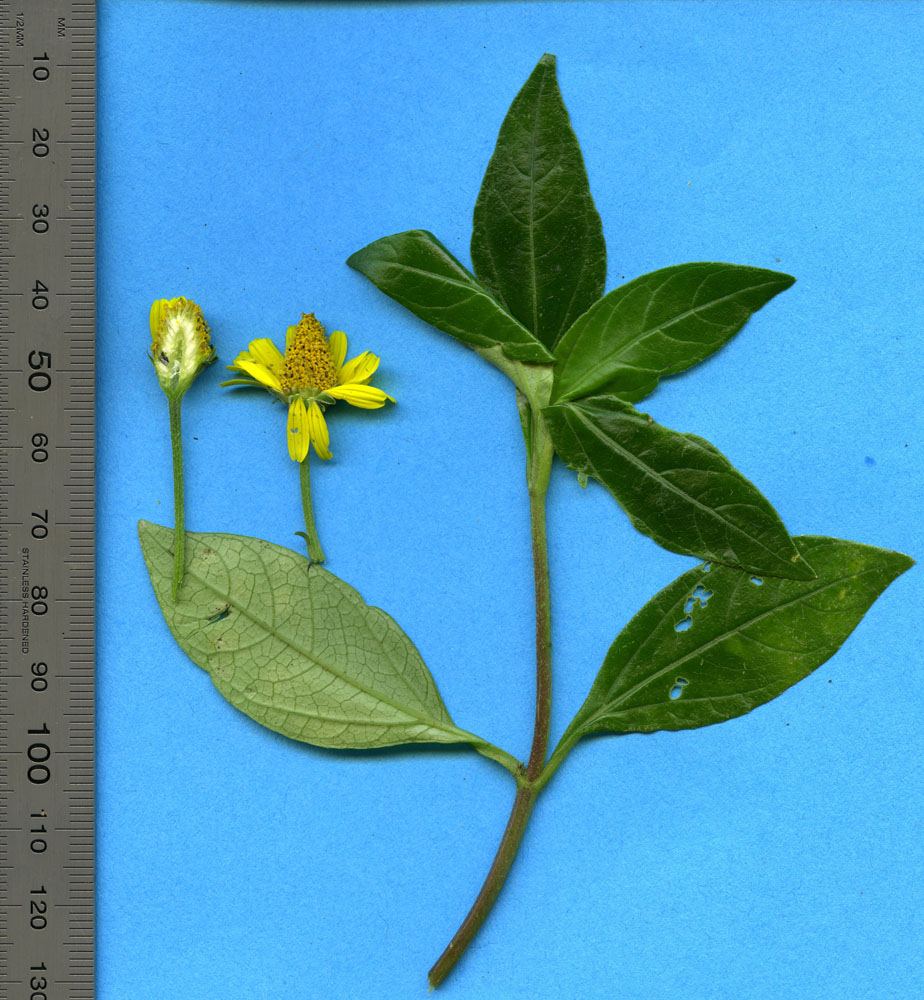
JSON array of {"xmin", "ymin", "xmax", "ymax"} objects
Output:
[
  {"xmin": 543, "ymin": 395, "xmax": 814, "ymax": 580},
  {"xmin": 139, "ymin": 521, "xmax": 486, "ymax": 751},
  {"xmin": 470, "ymin": 52, "xmax": 606, "ymax": 350},
  {"xmin": 347, "ymin": 229, "xmax": 553, "ymax": 365},
  {"xmin": 561, "ymin": 536, "xmax": 912, "ymax": 742},
  {"xmin": 552, "ymin": 262, "xmax": 795, "ymax": 403}
]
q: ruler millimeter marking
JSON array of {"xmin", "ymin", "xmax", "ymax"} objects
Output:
[{"xmin": 0, "ymin": 2, "xmax": 95, "ymax": 997}]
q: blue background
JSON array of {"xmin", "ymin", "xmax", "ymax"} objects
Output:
[{"xmin": 99, "ymin": 2, "xmax": 923, "ymax": 997}]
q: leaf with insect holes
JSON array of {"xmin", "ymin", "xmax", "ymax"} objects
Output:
[
  {"xmin": 138, "ymin": 521, "xmax": 494, "ymax": 752},
  {"xmin": 558, "ymin": 536, "xmax": 912, "ymax": 745}
]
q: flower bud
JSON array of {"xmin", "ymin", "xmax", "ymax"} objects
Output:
[{"xmin": 150, "ymin": 297, "xmax": 216, "ymax": 398}]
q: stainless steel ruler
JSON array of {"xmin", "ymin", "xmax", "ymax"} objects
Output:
[{"xmin": 0, "ymin": 1, "xmax": 95, "ymax": 997}]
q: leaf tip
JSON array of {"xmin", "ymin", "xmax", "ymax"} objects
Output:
[{"xmin": 893, "ymin": 551, "xmax": 915, "ymax": 575}]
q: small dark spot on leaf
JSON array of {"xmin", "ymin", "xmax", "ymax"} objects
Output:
[{"xmin": 206, "ymin": 606, "xmax": 230, "ymax": 625}]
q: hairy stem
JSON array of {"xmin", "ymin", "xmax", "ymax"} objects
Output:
[
  {"xmin": 428, "ymin": 408, "xmax": 555, "ymax": 988},
  {"xmin": 427, "ymin": 786, "xmax": 537, "ymax": 988},
  {"xmin": 525, "ymin": 432, "xmax": 553, "ymax": 781},
  {"xmin": 298, "ymin": 456, "xmax": 326, "ymax": 563},
  {"xmin": 533, "ymin": 732, "xmax": 581, "ymax": 794},
  {"xmin": 168, "ymin": 396, "xmax": 185, "ymax": 601}
]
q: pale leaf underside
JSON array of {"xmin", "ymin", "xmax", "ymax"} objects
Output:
[{"xmin": 139, "ymin": 521, "xmax": 480, "ymax": 751}]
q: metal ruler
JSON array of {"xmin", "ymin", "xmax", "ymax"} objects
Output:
[{"xmin": 0, "ymin": 1, "xmax": 95, "ymax": 997}]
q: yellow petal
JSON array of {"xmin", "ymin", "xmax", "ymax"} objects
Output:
[
  {"xmin": 328, "ymin": 330, "xmax": 348, "ymax": 372},
  {"xmin": 236, "ymin": 359, "xmax": 282, "ymax": 391},
  {"xmin": 150, "ymin": 299, "xmax": 168, "ymax": 338},
  {"xmin": 226, "ymin": 349, "xmax": 254, "ymax": 371},
  {"xmin": 307, "ymin": 400, "xmax": 332, "ymax": 460},
  {"xmin": 339, "ymin": 351, "xmax": 380, "ymax": 386},
  {"xmin": 287, "ymin": 397, "xmax": 310, "ymax": 462},
  {"xmin": 326, "ymin": 384, "xmax": 393, "ymax": 409},
  {"xmin": 247, "ymin": 338, "xmax": 285, "ymax": 374}
]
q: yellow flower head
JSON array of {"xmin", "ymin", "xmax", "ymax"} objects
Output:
[
  {"xmin": 149, "ymin": 296, "xmax": 216, "ymax": 398},
  {"xmin": 223, "ymin": 312, "xmax": 394, "ymax": 462}
]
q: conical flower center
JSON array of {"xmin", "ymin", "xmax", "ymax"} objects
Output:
[{"xmin": 279, "ymin": 313, "xmax": 338, "ymax": 394}]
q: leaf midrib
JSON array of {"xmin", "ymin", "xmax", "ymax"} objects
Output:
[
  {"xmin": 382, "ymin": 259, "xmax": 536, "ymax": 338},
  {"xmin": 564, "ymin": 273, "xmax": 784, "ymax": 395},
  {"xmin": 566, "ymin": 403, "xmax": 796, "ymax": 570},
  {"xmin": 580, "ymin": 557, "xmax": 878, "ymax": 734},
  {"xmin": 149, "ymin": 529, "xmax": 465, "ymax": 740},
  {"xmin": 526, "ymin": 66, "xmax": 546, "ymax": 337}
]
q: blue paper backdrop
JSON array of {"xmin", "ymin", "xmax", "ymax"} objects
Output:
[{"xmin": 99, "ymin": 2, "xmax": 923, "ymax": 998}]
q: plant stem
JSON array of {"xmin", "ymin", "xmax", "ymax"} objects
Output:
[
  {"xmin": 428, "ymin": 412, "xmax": 555, "ymax": 989},
  {"xmin": 298, "ymin": 456, "xmax": 326, "ymax": 563},
  {"xmin": 168, "ymin": 395, "xmax": 185, "ymax": 601},
  {"xmin": 427, "ymin": 786, "xmax": 537, "ymax": 988},
  {"xmin": 525, "ymin": 434, "xmax": 553, "ymax": 782}
]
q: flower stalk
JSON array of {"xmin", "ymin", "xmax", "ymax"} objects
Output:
[
  {"xmin": 149, "ymin": 297, "xmax": 215, "ymax": 600},
  {"xmin": 297, "ymin": 456, "xmax": 326, "ymax": 563},
  {"xmin": 167, "ymin": 396, "xmax": 186, "ymax": 600}
]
